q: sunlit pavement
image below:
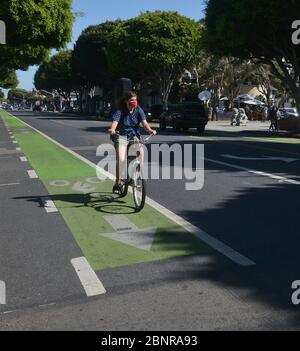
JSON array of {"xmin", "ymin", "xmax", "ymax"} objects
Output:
[{"xmin": 1, "ymin": 110, "xmax": 300, "ymax": 330}]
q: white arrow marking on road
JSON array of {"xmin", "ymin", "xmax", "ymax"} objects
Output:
[
  {"xmin": 100, "ymin": 215, "xmax": 156, "ymax": 251},
  {"xmin": 221, "ymin": 154, "xmax": 300, "ymax": 163},
  {"xmin": 72, "ymin": 182, "xmax": 96, "ymax": 194}
]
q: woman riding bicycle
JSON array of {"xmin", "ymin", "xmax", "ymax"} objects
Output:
[{"xmin": 108, "ymin": 91, "xmax": 156, "ymax": 194}]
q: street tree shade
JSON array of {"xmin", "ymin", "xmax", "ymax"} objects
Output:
[
  {"xmin": 0, "ymin": 0, "xmax": 73, "ymax": 80},
  {"xmin": 204, "ymin": 0, "xmax": 300, "ymax": 128},
  {"xmin": 107, "ymin": 11, "xmax": 202, "ymax": 108},
  {"xmin": 34, "ymin": 50, "xmax": 77, "ymax": 102}
]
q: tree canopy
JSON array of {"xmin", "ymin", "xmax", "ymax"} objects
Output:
[
  {"xmin": 107, "ymin": 11, "xmax": 203, "ymax": 106},
  {"xmin": 0, "ymin": 0, "xmax": 73, "ymax": 79},
  {"xmin": 34, "ymin": 50, "xmax": 75, "ymax": 100},
  {"xmin": 204, "ymin": 0, "xmax": 300, "ymax": 114},
  {"xmin": 0, "ymin": 70, "xmax": 18, "ymax": 89},
  {"xmin": 72, "ymin": 21, "xmax": 122, "ymax": 89}
]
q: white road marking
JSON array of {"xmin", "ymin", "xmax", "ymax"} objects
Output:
[
  {"xmin": 0, "ymin": 280, "xmax": 6, "ymax": 304},
  {"xmin": 40, "ymin": 196, "xmax": 58, "ymax": 213},
  {"xmin": 72, "ymin": 181, "xmax": 96, "ymax": 194},
  {"xmin": 71, "ymin": 257, "xmax": 106, "ymax": 296},
  {"xmin": 16, "ymin": 147, "xmax": 21, "ymax": 151},
  {"xmin": 70, "ymin": 146, "xmax": 98, "ymax": 151},
  {"xmin": 101, "ymin": 215, "xmax": 156, "ymax": 251},
  {"xmin": 27, "ymin": 170, "xmax": 38, "ymax": 179},
  {"xmin": 221, "ymin": 154, "xmax": 300, "ymax": 163},
  {"xmin": 20, "ymin": 156, "xmax": 27, "ymax": 162},
  {"xmin": 0, "ymin": 183, "xmax": 20, "ymax": 187},
  {"xmin": 12, "ymin": 140, "xmax": 17, "ymax": 144},
  {"xmin": 206, "ymin": 158, "xmax": 300, "ymax": 185},
  {"xmin": 14, "ymin": 115, "xmax": 256, "ymax": 266},
  {"xmin": 49, "ymin": 180, "xmax": 71, "ymax": 187}
]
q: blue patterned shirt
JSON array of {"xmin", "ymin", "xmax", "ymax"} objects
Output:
[{"xmin": 112, "ymin": 106, "xmax": 146, "ymax": 137}]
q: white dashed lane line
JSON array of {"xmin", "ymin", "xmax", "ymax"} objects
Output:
[
  {"xmin": 27, "ymin": 170, "xmax": 38, "ymax": 179},
  {"xmin": 40, "ymin": 196, "xmax": 58, "ymax": 213},
  {"xmin": 71, "ymin": 257, "xmax": 106, "ymax": 297}
]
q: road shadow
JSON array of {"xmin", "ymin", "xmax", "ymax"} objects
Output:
[{"xmin": 13, "ymin": 192, "xmax": 138, "ymax": 214}]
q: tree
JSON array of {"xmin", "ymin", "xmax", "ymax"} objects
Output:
[
  {"xmin": 107, "ymin": 11, "xmax": 203, "ymax": 108},
  {"xmin": 72, "ymin": 21, "xmax": 122, "ymax": 89},
  {"xmin": 0, "ymin": 89, "xmax": 4, "ymax": 102},
  {"xmin": 195, "ymin": 54, "xmax": 256, "ymax": 107},
  {"xmin": 0, "ymin": 0, "xmax": 73, "ymax": 79},
  {"xmin": 72, "ymin": 21, "xmax": 122, "ymax": 112},
  {"xmin": 204, "ymin": 0, "xmax": 300, "ymax": 128},
  {"xmin": 7, "ymin": 88, "xmax": 29, "ymax": 101},
  {"xmin": 0, "ymin": 70, "xmax": 18, "ymax": 89},
  {"xmin": 35, "ymin": 50, "xmax": 75, "ymax": 101}
]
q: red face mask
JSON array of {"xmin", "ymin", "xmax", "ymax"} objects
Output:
[{"xmin": 128, "ymin": 100, "xmax": 138, "ymax": 109}]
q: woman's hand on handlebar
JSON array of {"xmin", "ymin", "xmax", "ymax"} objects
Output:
[{"xmin": 108, "ymin": 128, "xmax": 116, "ymax": 135}]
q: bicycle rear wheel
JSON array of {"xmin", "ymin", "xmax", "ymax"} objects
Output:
[{"xmin": 132, "ymin": 166, "xmax": 146, "ymax": 212}]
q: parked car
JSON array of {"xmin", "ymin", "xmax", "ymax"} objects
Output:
[
  {"xmin": 1, "ymin": 103, "xmax": 13, "ymax": 111},
  {"xmin": 279, "ymin": 108, "xmax": 299, "ymax": 118},
  {"xmin": 159, "ymin": 102, "xmax": 208, "ymax": 133}
]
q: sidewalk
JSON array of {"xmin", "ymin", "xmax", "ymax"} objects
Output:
[{"xmin": 206, "ymin": 121, "xmax": 300, "ymax": 138}]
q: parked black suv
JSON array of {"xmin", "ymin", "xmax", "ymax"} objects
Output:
[{"xmin": 159, "ymin": 102, "xmax": 208, "ymax": 133}]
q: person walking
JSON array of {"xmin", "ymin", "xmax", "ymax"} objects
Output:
[
  {"xmin": 262, "ymin": 106, "xmax": 268, "ymax": 122},
  {"xmin": 269, "ymin": 105, "xmax": 278, "ymax": 131}
]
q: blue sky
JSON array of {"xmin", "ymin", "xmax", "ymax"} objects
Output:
[{"xmin": 16, "ymin": 0, "xmax": 205, "ymax": 91}]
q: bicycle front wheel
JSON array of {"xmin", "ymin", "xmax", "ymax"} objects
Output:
[{"xmin": 132, "ymin": 167, "xmax": 146, "ymax": 212}]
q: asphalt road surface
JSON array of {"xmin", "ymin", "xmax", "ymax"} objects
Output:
[{"xmin": 0, "ymin": 110, "xmax": 300, "ymax": 330}]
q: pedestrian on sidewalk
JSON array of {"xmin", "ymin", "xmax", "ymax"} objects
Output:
[
  {"xmin": 262, "ymin": 106, "xmax": 268, "ymax": 122},
  {"xmin": 212, "ymin": 106, "xmax": 218, "ymax": 121},
  {"xmin": 269, "ymin": 104, "xmax": 279, "ymax": 131}
]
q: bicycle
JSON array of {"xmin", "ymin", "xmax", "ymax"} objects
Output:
[{"xmin": 111, "ymin": 132, "xmax": 156, "ymax": 212}]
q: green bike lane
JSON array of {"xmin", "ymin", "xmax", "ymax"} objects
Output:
[{"xmin": 1, "ymin": 111, "xmax": 212, "ymax": 272}]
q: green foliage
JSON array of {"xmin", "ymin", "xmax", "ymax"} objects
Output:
[
  {"xmin": 108, "ymin": 11, "xmax": 202, "ymax": 77},
  {"xmin": 0, "ymin": 70, "xmax": 18, "ymax": 89},
  {"xmin": 72, "ymin": 21, "xmax": 122, "ymax": 88},
  {"xmin": 204, "ymin": 0, "xmax": 300, "ymax": 62},
  {"xmin": 7, "ymin": 88, "xmax": 29, "ymax": 100},
  {"xmin": 107, "ymin": 11, "xmax": 202, "ymax": 105},
  {"xmin": 34, "ymin": 50, "xmax": 74, "ymax": 98},
  {"xmin": 204, "ymin": 0, "xmax": 300, "ymax": 114},
  {"xmin": 0, "ymin": 0, "xmax": 73, "ymax": 72}
]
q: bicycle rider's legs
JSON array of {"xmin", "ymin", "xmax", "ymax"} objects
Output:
[{"xmin": 115, "ymin": 145, "xmax": 127, "ymax": 184}]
